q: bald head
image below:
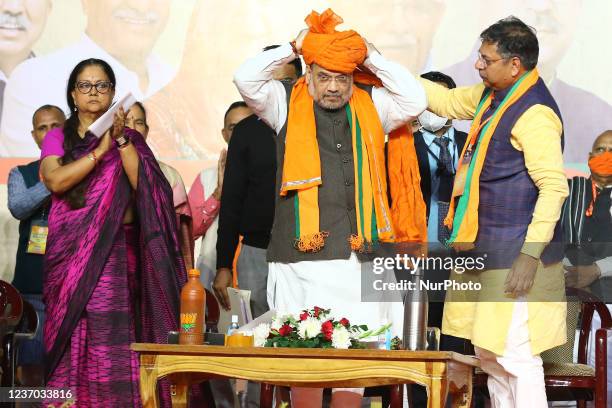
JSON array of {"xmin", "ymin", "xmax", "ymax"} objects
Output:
[{"xmin": 590, "ymin": 131, "xmax": 612, "ymax": 158}]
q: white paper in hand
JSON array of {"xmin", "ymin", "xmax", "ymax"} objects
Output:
[{"xmin": 87, "ymin": 92, "xmax": 137, "ymax": 138}]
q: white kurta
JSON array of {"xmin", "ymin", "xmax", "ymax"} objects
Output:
[
  {"xmin": 267, "ymin": 253, "xmax": 405, "ymax": 338},
  {"xmin": 234, "ymin": 43, "xmax": 427, "ymax": 342}
]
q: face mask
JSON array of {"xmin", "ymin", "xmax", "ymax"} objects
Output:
[
  {"xmin": 418, "ymin": 110, "xmax": 450, "ymax": 133},
  {"xmin": 589, "ymin": 151, "xmax": 612, "ymax": 177}
]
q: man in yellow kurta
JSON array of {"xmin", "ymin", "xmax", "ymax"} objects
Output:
[{"xmin": 418, "ymin": 17, "xmax": 568, "ymax": 407}]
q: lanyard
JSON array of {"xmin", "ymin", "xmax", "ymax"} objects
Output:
[{"xmin": 465, "ymin": 114, "xmax": 493, "ymax": 157}]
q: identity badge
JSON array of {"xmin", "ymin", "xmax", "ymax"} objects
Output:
[{"xmin": 27, "ymin": 219, "xmax": 49, "ymax": 255}]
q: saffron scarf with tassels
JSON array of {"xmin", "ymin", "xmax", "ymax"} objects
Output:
[
  {"xmin": 281, "ymin": 77, "xmax": 394, "ymax": 252},
  {"xmin": 281, "ymin": 77, "xmax": 428, "ymax": 252},
  {"xmin": 354, "ymin": 70, "xmax": 428, "ymax": 248},
  {"xmin": 280, "ymin": 7, "xmax": 427, "ymax": 252},
  {"xmin": 444, "ymin": 69, "xmax": 540, "ymax": 250}
]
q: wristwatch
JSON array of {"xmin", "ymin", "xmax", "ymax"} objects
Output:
[{"xmin": 115, "ymin": 134, "xmax": 131, "ymax": 149}]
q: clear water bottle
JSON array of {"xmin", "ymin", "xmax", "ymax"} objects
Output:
[
  {"xmin": 377, "ymin": 319, "xmax": 392, "ymax": 350},
  {"xmin": 227, "ymin": 314, "xmax": 240, "ymax": 335}
]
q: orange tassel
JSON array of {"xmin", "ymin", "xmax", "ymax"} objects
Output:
[
  {"xmin": 349, "ymin": 234, "xmax": 365, "ymax": 252},
  {"xmin": 348, "ymin": 235, "xmax": 375, "ymax": 253},
  {"xmin": 444, "ymin": 204, "xmax": 455, "ymax": 230},
  {"xmin": 294, "ymin": 232, "xmax": 329, "ymax": 253}
]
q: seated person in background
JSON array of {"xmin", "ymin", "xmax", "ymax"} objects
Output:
[
  {"xmin": 561, "ymin": 130, "xmax": 612, "ymax": 403},
  {"xmin": 126, "ymin": 101, "xmax": 193, "ymax": 269},
  {"xmin": 562, "ymin": 130, "xmax": 612, "ymax": 295},
  {"xmin": 7, "ymin": 104, "xmax": 65, "ymax": 385}
]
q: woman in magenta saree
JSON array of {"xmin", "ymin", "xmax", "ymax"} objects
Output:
[{"xmin": 40, "ymin": 59, "xmax": 186, "ymax": 407}]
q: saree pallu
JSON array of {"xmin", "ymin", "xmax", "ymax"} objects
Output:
[
  {"xmin": 43, "ymin": 128, "xmax": 186, "ymax": 407},
  {"xmin": 46, "ymin": 224, "xmax": 141, "ymax": 407}
]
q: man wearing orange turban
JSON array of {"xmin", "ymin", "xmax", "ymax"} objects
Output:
[{"xmin": 234, "ymin": 8, "xmax": 426, "ymax": 408}]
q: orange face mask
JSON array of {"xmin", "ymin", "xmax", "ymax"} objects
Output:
[{"xmin": 589, "ymin": 151, "xmax": 612, "ymax": 177}]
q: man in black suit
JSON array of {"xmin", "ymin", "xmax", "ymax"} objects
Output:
[{"xmin": 414, "ymin": 71, "xmax": 468, "ymax": 249}]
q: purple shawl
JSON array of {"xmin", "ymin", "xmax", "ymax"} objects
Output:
[{"xmin": 43, "ymin": 128, "xmax": 187, "ymax": 377}]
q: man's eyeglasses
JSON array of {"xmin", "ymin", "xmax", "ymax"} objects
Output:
[
  {"xmin": 476, "ymin": 53, "xmax": 509, "ymax": 68},
  {"xmin": 75, "ymin": 81, "xmax": 114, "ymax": 94},
  {"xmin": 316, "ymin": 73, "xmax": 352, "ymax": 86}
]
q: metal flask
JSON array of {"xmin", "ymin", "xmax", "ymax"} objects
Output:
[{"xmin": 402, "ymin": 272, "xmax": 428, "ymax": 351}]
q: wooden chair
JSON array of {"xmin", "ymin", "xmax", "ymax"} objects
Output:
[
  {"xmin": 0, "ymin": 280, "xmax": 24, "ymax": 391},
  {"xmin": 543, "ymin": 287, "xmax": 610, "ymax": 407},
  {"xmin": 7, "ymin": 299, "xmax": 40, "ymax": 386},
  {"xmin": 0, "ymin": 281, "xmax": 22, "ymax": 328},
  {"xmin": 473, "ymin": 287, "xmax": 611, "ymax": 408}
]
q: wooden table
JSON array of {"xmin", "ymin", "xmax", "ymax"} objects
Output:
[{"xmin": 131, "ymin": 343, "xmax": 479, "ymax": 408}]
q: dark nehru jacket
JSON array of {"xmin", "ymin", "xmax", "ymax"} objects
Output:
[
  {"xmin": 474, "ymin": 78, "xmax": 565, "ymax": 268},
  {"xmin": 267, "ymin": 83, "xmax": 373, "ymax": 263},
  {"xmin": 13, "ymin": 160, "xmax": 48, "ymax": 294}
]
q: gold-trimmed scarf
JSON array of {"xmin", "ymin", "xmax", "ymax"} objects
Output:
[
  {"xmin": 280, "ymin": 78, "xmax": 394, "ymax": 252},
  {"xmin": 445, "ymin": 69, "xmax": 541, "ymax": 250}
]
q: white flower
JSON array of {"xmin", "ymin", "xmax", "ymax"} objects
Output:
[
  {"xmin": 332, "ymin": 326, "xmax": 352, "ymax": 349},
  {"xmin": 297, "ymin": 317, "xmax": 322, "ymax": 339},
  {"xmin": 271, "ymin": 312, "xmax": 288, "ymax": 331},
  {"xmin": 253, "ymin": 323, "xmax": 271, "ymax": 347}
]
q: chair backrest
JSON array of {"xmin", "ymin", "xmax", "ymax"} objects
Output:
[
  {"xmin": 541, "ymin": 296, "xmax": 581, "ymax": 364},
  {"xmin": 573, "ymin": 288, "xmax": 612, "ymax": 365},
  {"xmin": 541, "ymin": 287, "xmax": 612, "ymax": 365},
  {"xmin": 0, "ymin": 281, "xmax": 23, "ymax": 328},
  {"xmin": 15, "ymin": 300, "xmax": 38, "ymax": 337}
]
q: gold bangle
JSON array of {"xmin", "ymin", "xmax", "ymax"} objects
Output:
[{"xmin": 87, "ymin": 152, "xmax": 97, "ymax": 165}]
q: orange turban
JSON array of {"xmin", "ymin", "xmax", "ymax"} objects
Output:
[{"xmin": 301, "ymin": 9, "xmax": 367, "ymax": 74}]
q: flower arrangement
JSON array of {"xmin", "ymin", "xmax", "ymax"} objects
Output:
[{"xmin": 252, "ymin": 306, "xmax": 392, "ymax": 349}]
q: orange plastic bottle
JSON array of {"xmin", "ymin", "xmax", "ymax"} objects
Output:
[{"xmin": 179, "ymin": 269, "xmax": 206, "ymax": 344}]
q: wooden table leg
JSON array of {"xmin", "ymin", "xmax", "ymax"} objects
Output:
[
  {"xmin": 139, "ymin": 355, "xmax": 160, "ymax": 408},
  {"xmin": 260, "ymin": 383, "xmax": 274, "ymax": 408},
  {"xmin": 390, "ymin": 384, "xmax": 404, "ymax": 408},
  {"xmin": 169, "ymin": 373, "xmax": 190, "ymax": 408},
  {"xmin": 427, "ymin": 378, "xmax": 449, "ymax": 408}
]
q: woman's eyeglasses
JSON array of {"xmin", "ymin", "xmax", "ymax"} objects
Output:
[{"xmin": 75, "ymin": 81, "xmax": 113, "ymax": 94}]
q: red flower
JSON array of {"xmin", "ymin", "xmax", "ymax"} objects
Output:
[
  {"xmin": 339, "ymin": 318, "xmax": 350, "ymax": 327},
  {"xmin": 321, "ymin": 320, "xmax": 333, "ymax": 341},
  {"xmin": 299, "ymin": 311, "xmax": 309, "ymax": 321},
  {"xmin": 313, "ymin": 306, "xmax": 322, "ymax": 318},
  {"xmin": 278, "ymin": 324, "xmax": 292, "ymax": 337}
]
